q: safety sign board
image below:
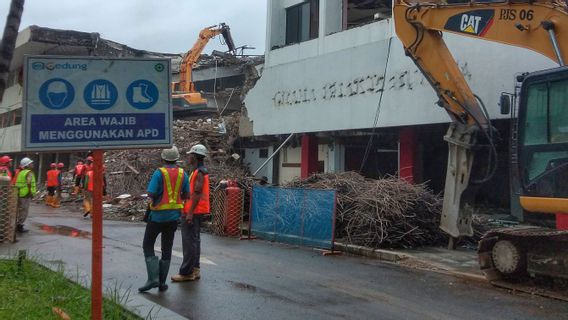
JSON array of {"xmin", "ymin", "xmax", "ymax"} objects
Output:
[{"xmin": 22, "ymin": 56, "xmax": 172, "ymax": 151}]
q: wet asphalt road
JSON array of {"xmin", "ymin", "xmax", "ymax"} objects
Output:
[{"xmin": 2, "ymin": 206, "xmax": 568, "ymax": 320}]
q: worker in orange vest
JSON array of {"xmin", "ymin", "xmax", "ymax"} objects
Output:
[
  {"xmin": 46, "ymin": 163, "xmax": 61, "ymax": 208},
  {"xmin": 56, "ymin": 163, "xmax": 65, "ymax": 207},
  {"xmin": 84, "ymin": 156, "xmax": 94, "ymax": 172},
  {"xmin": 82, "ymin": 165, "xmax": 94, "ymax": 218},
  {"xmin": 72, "ymin": 160, "xmax": 85, "ymax": 196},
  {"xmin": 171, "ymin": 144, "xmax": 210, "ymax": 283},
  {"xmin": 0, "ymin": 155, "xmax": 13, "ymax": 180}
]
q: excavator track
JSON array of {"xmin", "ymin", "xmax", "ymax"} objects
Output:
[{"xmin": 478, "ymin": 226, "xmax": 568, "ymax": 300}]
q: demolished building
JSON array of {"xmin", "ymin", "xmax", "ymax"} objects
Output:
[{"xmin": 0, "ymin": 25, "xmax": 263, "ymax": 185}]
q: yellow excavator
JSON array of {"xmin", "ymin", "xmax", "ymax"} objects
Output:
[
  {"xmin": 172, "ymin": 23, "xmax": 236, "ymax": 111},
  {"xmin": 393, "ymin": 1, "xmax": 568, "ymax": 285}
]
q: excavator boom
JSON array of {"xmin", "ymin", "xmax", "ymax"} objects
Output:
[
  {"xmin": 393, "ymin": 0, "xmax": 568, "ymax": 285},
  {"xmin": 173, "ymin": 23, "xmax": 236, "ymax": 110}
]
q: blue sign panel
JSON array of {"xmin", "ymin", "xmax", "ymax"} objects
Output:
[
  {"xmin": 29, "ymin": 113, "xmax": 165, "ymax": 143},
  {"xmin": 23, "ymin": 56, "xmax": 171, "ymax": 151}
]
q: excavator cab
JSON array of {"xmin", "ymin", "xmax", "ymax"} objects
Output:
[{"xmin": 516, "ymin": 67, "xmax": 568, "ymax": 212}]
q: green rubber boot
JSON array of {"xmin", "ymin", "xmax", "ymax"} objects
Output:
[
  {"xmin": 138, "ymin": 256, "xmax": 159, "ymax": 292},
  {"xmin": 158, "ymin": 259, "xmax": 171, "ymax": 292}
]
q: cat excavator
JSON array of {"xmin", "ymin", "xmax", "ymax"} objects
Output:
[
  {"xmin": 392, "ymin": 0, "xmax": 568, "ymax": 285},
  {"xmin": 172, "ymin": 23, "xmax": 236, "ymax": 111}
]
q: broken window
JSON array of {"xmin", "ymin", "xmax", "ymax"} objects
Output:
[
  {"xmin": 12, "ymin": 108, "xmax": 21, "ymax": 126},
  {"xmin": 344, "ymin": 0, "xmax": 391, "ymax": 30},
  {"xmin": 0, "ymin": 112, "xmax": 7, "ymax": 128},
  {"xmin": 285, "ymin": 0, "xmax": 319, "ymax": 45}
]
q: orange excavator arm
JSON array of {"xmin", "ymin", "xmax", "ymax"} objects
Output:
[
  {"xmin": 394, "ymin": 0, "xmax": 568, "ymax": 128},
  {"xmin": 392, "ymin": 0, "xmax": 568, "ymax": 238},
  {"xmin": 175, "ymin": 23, "xmax": 236, "ymax": 94}
]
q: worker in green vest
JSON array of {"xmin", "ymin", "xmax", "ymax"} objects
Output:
[{"xmin": 14, "ymin": 157, "xmax": 36, "ymax": 233}]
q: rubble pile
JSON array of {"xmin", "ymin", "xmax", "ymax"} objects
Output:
[
  {"xmin": 470, "ymin": 213, "xmax": 519, "ymax": 243},
  {"xmin": 285, "ymin": 172, "xmax": 446, "ymax": 249},
  {"xmin": 102, "ymin": 112, "xmax": 249, "ymax": 219}
]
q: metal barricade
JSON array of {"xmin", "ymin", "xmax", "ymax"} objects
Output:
[
  {"xmin": 0, "ymin": 179, "xmax": 18, "ymax": 243},
  {"xmin": 210, "ymin": 186, "xmax": 245, "ymax": 237}
]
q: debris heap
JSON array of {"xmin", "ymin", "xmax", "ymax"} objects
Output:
[
  {"xmin": 286, "ymin": 172, "xmax": 446, "ymax": 249},
  {"xmin": 104, "ymin": 112, "xmax": 249, "ymax": 203}
]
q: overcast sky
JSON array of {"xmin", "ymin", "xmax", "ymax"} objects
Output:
[{"xmin": 0, "ymin": 0, "xmax": 267, "ymax": 55}]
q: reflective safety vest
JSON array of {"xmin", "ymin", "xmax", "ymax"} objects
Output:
[
  {"xmin": 0, "ymin": 165, "xmax": 12, "ymax": 180},
  {"xmin": 183, "ymin": 168, "xmax": 210, "ymax": 215},
  {"xmin": 150, "ymin": 167, "xmax": 185, "ymax": 211},
  {"xmin": 15, "ymin": 169, "xmax": 37, "ymax": 198},
  {"xmin": 46, "ymin": 169, "xmax": 60, "ymax": 187},
  {"xmin": 84, "ymin": 170, "xmax": 94, "ymax": 192},
  {"xmin": 75, "ymin": 164, "xmax": 85, "ymax": 177}
]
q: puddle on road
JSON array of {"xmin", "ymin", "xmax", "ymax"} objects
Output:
[{"xmin": 35, "ymin": 224, "xmax": 91, "ymax": 239}]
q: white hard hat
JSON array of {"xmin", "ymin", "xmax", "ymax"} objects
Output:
[
  {"xmin": 161, "ymin": 146, "xmax": 180, "ymax": 161},
  {"xmin": 20, "ymin": 157, "xmax": 33, "ymax": 167},
  {"xmin": 188, "ymin": 144, "xmax": 208, "ymax": 157}
]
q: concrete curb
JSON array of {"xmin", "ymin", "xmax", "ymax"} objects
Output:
[
  {"xmin": 333, "ymin": 242, "xmax": 410, "ymax": 262},
  {"xmin": 332, "ymin": 242, "xmax": 487, "ymax": 284}
]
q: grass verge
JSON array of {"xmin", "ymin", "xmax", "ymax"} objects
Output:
[{"xmin": 0, "ymin": 256, "xmax": 141, "ymax": 319}]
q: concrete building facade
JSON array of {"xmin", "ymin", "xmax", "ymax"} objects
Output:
[{"xmin": 241, "ymin": 0, "xmax": 558, "ymax": 212}]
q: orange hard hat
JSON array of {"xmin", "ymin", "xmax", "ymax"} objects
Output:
[
  {"xmin": 50, "ymin": 163, "xmax": 57, "ymax": 168},
  {"xmin": 57, "ymin": 163, "xmax": 64, "ymax": 168},
  {"xmin": 0, "ymin": 155, "xmax": 11, "ymax": 165}
]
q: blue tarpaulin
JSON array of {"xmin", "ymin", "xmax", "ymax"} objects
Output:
[{"xmin": 250, "ymin": 186, "xmax": 336, "ymax": 249}]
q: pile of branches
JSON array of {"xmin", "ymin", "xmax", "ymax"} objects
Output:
[{"xmin": 286, "ymin": 172, "xmax": 446, "ymax": 249}]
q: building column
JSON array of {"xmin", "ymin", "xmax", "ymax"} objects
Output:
[
  {"xmin": 399, "ymin": 127, "xmax": 417, "ymax": 183},
  {"xmin": 301, "ymin": 134, "xmax": 318, "ymax": 178}
]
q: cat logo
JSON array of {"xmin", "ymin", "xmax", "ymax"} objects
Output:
[
  {"xmin": 461, "ymin": 15, "xmax": 482, "ymax": 34},
  {"xmin": 444, "ymin": 9, "xmax": 495, "ymax": 37}
]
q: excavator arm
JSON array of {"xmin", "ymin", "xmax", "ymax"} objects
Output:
[
  {"xmin": 393, "ymin": 0, "xmax": 568, "ymax": 239},
  {"xmin": 176, "ymin": 23, "xmax": 236, "ymax": 94}
]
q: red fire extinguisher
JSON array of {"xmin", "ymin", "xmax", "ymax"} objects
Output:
[{"xmin": 225, "ymin": 180, "xmax": 241, "ymax": 236}]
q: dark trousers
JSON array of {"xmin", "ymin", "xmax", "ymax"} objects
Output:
[
  {"xmin": 142, "ymin": 221, "xmax": 177, "ymax": 260},
  {"xmin": 47, "ymin": 186, "xmax": 56, "ymax": 196},
  {"xmin": 179, "ymin": 215, "xmax": 202, "ymax": 275}
]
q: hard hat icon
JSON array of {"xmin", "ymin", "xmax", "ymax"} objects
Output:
[
  {"xmin": 46, "ymin": 80, "xmax": 69, "ymax": 108},
  {"xmin": 39, "ymin": 78, "xmax": 75, "ymax": 110}
]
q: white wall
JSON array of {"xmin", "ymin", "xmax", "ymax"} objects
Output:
[
  {"xmin": 245, "ymin": 8, "xmax": 557, "ymax": 136},
  {"xmin": 0, "ymin": 125, "xmax": 22, "ymax": 153},
  {"xmin": 279, "ymin": 145, "xmax": 301, "ymax": 184},
  {"xmin": 244, "ymin": 146, "xmax": 274, "ymax": 182}
]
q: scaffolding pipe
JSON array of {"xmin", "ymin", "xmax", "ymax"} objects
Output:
[{"xmin": 253, "ymin": 133, "xmax": 295, "ymax": 176}]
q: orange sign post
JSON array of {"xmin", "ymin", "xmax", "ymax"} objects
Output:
[
  {"xmin": 91, "ymin": 150, "xmax": 104, "ymax": 319},
  {"xmin": 22, "ymin": 56, "xmax": 172, "ymax": 320}
]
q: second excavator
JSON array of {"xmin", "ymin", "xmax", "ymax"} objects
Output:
[{"xmin": 172, "ymin": 23, "xmax": 236, "ymax": 111}]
